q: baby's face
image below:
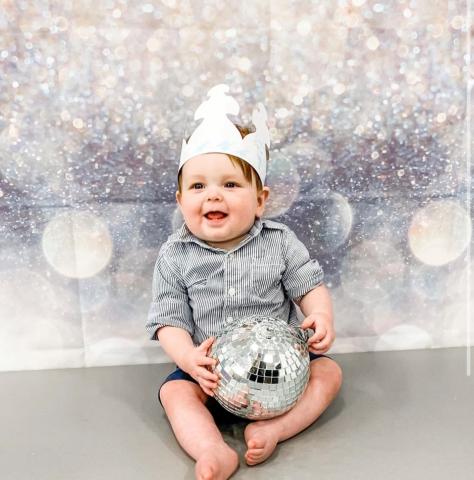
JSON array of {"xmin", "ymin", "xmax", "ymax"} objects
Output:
[{"xmin": 176, "ymin": 153, "xmax": 269, "ymax": 250}]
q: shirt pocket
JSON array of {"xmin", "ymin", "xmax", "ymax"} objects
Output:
[
  {"xmin": 251, "ymin": 259, "xmax": 285, "ymax": 303},
  {"xmin": 186, "ymin": 276, "xmax": 208, "ymax": 290},
  {"xmin": 186, "ymin": 276, "xmax": 208, "ymax": 298},
  {"xmin": 186, "ymin": 276, "xmax": 209, "ymax": 311}
]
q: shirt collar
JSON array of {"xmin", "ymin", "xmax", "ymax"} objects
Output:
[{"xmin": 175, "ymin": 218, "xmax": 264, "ymax": 253}]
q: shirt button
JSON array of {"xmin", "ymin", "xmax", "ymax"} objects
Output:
[{"xmin": 228, "ymin": 287, "xmax": 236, "ymax": 296}]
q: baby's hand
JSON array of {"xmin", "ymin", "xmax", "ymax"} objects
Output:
[
  {"xmin": 183, "ymin": 337, "xmax": 220, "ymax": 397},
  {"xmin": 300, "ymin": 313, "xmax": 335, "ymax": 354}
]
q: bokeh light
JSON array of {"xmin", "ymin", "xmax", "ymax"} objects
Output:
[
  {"xmin": 305, "ymin": 190, "xmax": 353, "ymax": 254},
  {"xmin": 375, "ymin": 324, "xmax": 433, "ymax": 351},
  {"xmin": 42, "ymin": 211, "xmax": 113, "ymax": 278},
  {"xmin": 408, "ymin": 200, "xmax": 471, "ymax": 266},
  {"xmin": 340, "ymin": 239, "xmax": 406, "ymax": 304}
]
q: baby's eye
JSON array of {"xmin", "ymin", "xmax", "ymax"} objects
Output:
[
  {"xmin": 225, "ymin": 182, "xmax": 237, "ymax": 188},
  {"xmin": 191, "ymin": 183, "xmax": 204, "ymax": 190}
]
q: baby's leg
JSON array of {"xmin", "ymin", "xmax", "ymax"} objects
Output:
[
  {"xmin": 159, "ymin": 380, "xmax": 239, "ymax": 480},
  {"xmin": 244, "ymin": 357, "xmax": 342, "ymax": 465}
]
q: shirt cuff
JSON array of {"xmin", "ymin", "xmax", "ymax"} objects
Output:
[{"xmin": 286, "ymin": 268, "xmax": 324, "ymax": 301}]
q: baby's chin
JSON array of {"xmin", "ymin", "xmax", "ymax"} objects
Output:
[
  {"xmin": 185, "ymin": 224, "xmax": 230, "ymax": 243},
  {"xmin": 197, "ymin": 229, "xmax": 250, "ymax": 250},
  {"xmin": 201, "ymin": 232, "xmax": 244, "ymax": 246},
  {"xmin": 183, "ymin": 216, "xmax": 258, "ymax": 247}
]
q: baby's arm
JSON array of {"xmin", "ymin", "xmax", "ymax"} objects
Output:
[
  {"xmin": 158, "ymin": 326, "xmax": 219, "ymax": 396},
  {"xmin": 297, "ymin": 284, "xmax": 335, "ymax": 354}
]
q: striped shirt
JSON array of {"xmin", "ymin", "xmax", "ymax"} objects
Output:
[{"xmin": 146, "ymin": 218, "xmax": 324, "ymax": 346}]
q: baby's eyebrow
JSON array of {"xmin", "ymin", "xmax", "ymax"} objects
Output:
[
  {"xmin": 186, "ymin": 174, "xmax": 206, "ymax": 180},
  {"xmin": 186, "ymin": 174, "xmax": 242, "ymax": 182}
]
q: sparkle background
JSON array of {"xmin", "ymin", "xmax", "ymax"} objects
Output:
[{"xmin": 0, "ymin": 0, "xmax": 471, "ymax": 371}]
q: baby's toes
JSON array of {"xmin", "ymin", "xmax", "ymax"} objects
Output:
[
  {"xmin": 247, "ymin": 439, "xmax": 263, "ymax": 450},
  {"xmin": 244, "ymin": 427, "xmax": 279, "ymax": 466},
  {"xmin": 245, "ymin": 439, "xmax": 265, "ymax": 459},
  {"xmin": 245, "ymin": 451, "xmax": 264, "ymax": 465}
]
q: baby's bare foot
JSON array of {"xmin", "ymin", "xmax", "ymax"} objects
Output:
[
  {"xmin": 195, "ymin": 443, "xmax": 239, "ymax": 480},
  {"xmin": 244, "ymin": 421, "xmax": 279, "ymax": 466}
]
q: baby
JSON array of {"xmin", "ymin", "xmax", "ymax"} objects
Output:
[{"xmin": 147, "ymin": 86, "xmax": 342, "ymax": 480}]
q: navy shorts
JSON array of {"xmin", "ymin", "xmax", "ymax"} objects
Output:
[{"xmin": 157, "ymin": 352, "xmax": 330, "ymax": 420}]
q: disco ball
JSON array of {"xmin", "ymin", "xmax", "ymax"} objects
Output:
[{"xmin": 209, "ymin": 315, "xmax": 311, "ymax": 420}]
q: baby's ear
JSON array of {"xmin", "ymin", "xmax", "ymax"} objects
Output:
[
  {"xmin": 255, "ymin": 186, "xmax": 270, "ymax": 217},
  {"xmin": 175, "ymin": 190, "xmax": 182, "ymax": 206},
  {"xmin": 258, "ymin": 186, "xmax": 270, "ymax": 204}
]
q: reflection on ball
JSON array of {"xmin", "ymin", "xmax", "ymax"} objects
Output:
[{"xmin": 210, "ymin": 316, "xmax": 310, "ymax": 420}]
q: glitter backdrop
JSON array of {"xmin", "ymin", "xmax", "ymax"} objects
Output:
[{"xmin": 0, "ymin": 0, "xmax": 471, "ymax": 371}]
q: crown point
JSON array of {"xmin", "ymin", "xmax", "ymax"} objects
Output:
[{"xmin": 207, "ymin": 84, "xmax": 230, "ymax": 97}]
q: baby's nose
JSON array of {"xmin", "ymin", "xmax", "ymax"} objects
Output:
[{"xmin": 207, "ymin": 187, "xmax": 223, "ymax": 200}]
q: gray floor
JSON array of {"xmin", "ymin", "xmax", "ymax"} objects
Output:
[{"xmin": 1, "ymin": 347, "xmax": 473, "ymax": 480}]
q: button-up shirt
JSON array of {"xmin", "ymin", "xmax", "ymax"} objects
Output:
[{"xmin": 146, "ymin": 219, "xmax": 324, "ymax": 346}]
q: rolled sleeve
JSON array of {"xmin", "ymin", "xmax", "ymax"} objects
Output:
[
  {"xmin": 146, "ymin": 249, "xmax": 193, "ymax": 341},
  {"xmin": 281, "ymin": 228, "xmax": 324, "ymax": 301}
]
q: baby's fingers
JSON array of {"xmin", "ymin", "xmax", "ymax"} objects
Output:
[
  {"xmin": 198, "ymin": 366, "xmax": 219, "ymax": 383},
  {"xmin": 309, "ymin": 343, "xmax": 328, "ymax": 354},
  {"xmin": 197, "ymin": 356, "xmax": 217, "ymax": 370},
  {"xmin": 309, "ymin": 335, "xmax": 333, "ymax": 353},
  {"xmin": 198, "ymin": 336, "xmax": 215, "ymax": 352},
  {"xmin": 200, "ymin": 384, "xmax": 215, "ymax": 397},
  {"xmin": 199, "ymin": 376, "xmax": 220, "ymax": 396},
  {"xmin": 308, "ymin": 327, "xmax": 327, "ymax": 344}
]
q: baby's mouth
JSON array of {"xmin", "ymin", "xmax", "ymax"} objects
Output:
[{"xmin": 205, "ymin": 211, "xmax": 228, "ymax": 220}]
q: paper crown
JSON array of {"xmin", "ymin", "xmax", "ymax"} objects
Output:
[{"xmin": 178, "ymin": 84, "xmax": 270, "ymax": 185}]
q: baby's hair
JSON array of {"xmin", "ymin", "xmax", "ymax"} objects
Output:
[{"xmin": 177, "ymin": 124, "xmax": 269, "ymax": 194}]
